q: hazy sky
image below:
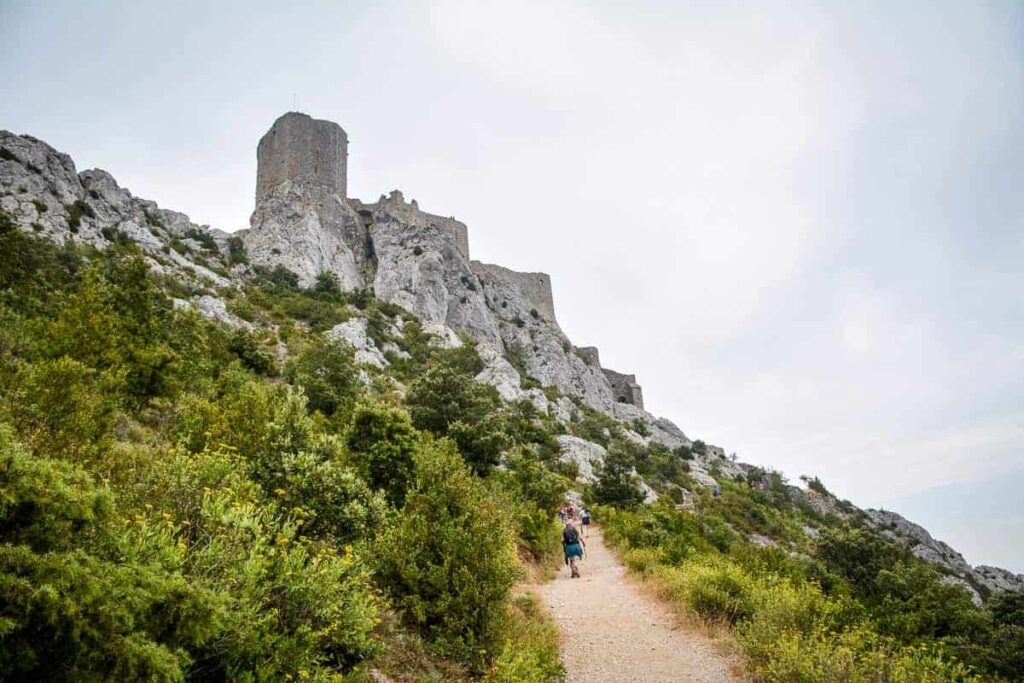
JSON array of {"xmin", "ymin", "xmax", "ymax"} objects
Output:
[{"xmin": 2, "ymin": 0, "xmax": 1022, "ymax": 571}]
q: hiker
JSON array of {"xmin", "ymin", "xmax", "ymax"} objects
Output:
[
  {"xmin": 562, "ymin": 521, "xmax": 585, "ymax": 578},
  {"xmin": 580, "ymin": 507, "xmax": 591, "ymax": 537},
  {"xmin": 566, "ymin": 503, "xmax": 575, "ymax": 520},
  {"xmin": 558, "ymin": 506, "xmax": 566, "ymax": 523}
]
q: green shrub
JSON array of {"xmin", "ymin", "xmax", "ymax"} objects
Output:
[
  {"xmin": 346, "ymin": 400, "xmax": 419, "ymax": 507},
  {"xmin": 486, "ymin": 592, "xmax": 564, "ymax": 683},
  {"xmin": 406, "ymin": 363, "xmax": 507, "ymax": 474},
  {"xmin": 2, "ymin": 357, "xmax": 115, "ymax": 463},
  {"xmin": 226, "ymin": 235, "xmax": 248, "ymax": 264},
  {"xmin": 374, "ymin": 439, "xmax": 519, "ymax": 671},
  {"xmin": 227, "ymin": 328, "xmax": 275, "ymax": 375},
  {"xmin": 0, "ymin": 426, "xmax": 221, "ymax": 681},
  {"xmin": 285, "ymin": 336, "xmax": 360, "ymax": 418},
  {"xmin": 590, "ymin": 442, "xmax": 644, "ymax": 508}
]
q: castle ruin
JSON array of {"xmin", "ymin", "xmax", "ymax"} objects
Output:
[
  {"xmin": 256, "ymin": 112, "xmax": 348, "ymax": 201},
  {"xmin": 246, "ymin": 111, "xmax": 645, "ymax": 411},
  {"xmin": 574, "ymin": 346, "xmax": 645, "ymax": 409}
]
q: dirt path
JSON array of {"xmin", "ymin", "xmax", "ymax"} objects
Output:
[{"xmin": 540, "ymin": 528, "xmax": 741, "ymax": 682}]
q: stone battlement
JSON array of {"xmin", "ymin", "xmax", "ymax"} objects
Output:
[{"xmin": 349, "ymin": 190, "xmax": 470, "ymax": 259}]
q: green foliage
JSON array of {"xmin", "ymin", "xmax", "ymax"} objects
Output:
[
  {"xmin": 346, "ymin": 401, "xmax": 419, "ymax": 507},
  {"xmin": 65, "ymin": 199, "xmax": 93, "ymax": 232},
  {"xmin": 314, "ymin": 270, "xmax": 341, "ymax": 295},
  {"xmin": 589, "ymin": 442, "xmax": 644, "ymax": 508},
  {"xmin": 0, "ymin": 426, "xmax": 221, "ymax": 681},
  {"xmin": 486, "ymin": 592, "xmax": 565, "ymax": 683},
  {"xmin": 226, "ymin": 234, "xmax": 248, "ymax": 264},
  {"xmin": 0, "ymin": 227, "xmax": 569, "ymax": 679},
  {"xmin": 374, "ymin": 440, "xmax": 520, "ymax": 671},
  {"xmin": 227, "ymin": 327, "xmax": 275, "ymax": 375},
  {"xmin": 285, "ymin": 336, "xmax": 360, "ymax": 418},
  {"xmin": 2, "ymin": 357, "xmax": 115, "ymax": 463},
  {"xmin": 406, "ymin": 363, "xmax": 508, "ymax": 474},
  {"xmin": 494, "ymin": 453, "xmax": 565, "ymax": 559}
]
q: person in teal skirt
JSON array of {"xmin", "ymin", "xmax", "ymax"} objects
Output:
[{"xmin": 562, "ymin": 521, "xmax": 586, "ymax": 578}]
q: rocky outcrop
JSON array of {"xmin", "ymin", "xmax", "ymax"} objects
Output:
[
  {"xmin": 246, "ymin": 181, "xmax": 367, "ymax": 289},
  {"xmin": 556, "ymin": 435, "xmax": 607, "ymax": 483},
  {"xmin": 367, "ymin": 192, "xmax": 501, "ymax": 346},
  {"xmin": 326, "ymin": 318, "xmax": 388, "ymax": 368},
  {"xmin": 0, "ymin": 131, "xmax": 230, "ymax": 289},
  {"xmin": 866, "ymin": 508, "xmax": 1024, "ymax": 600},
  {"xmin": 471, "ymin": 261, "xmax": 616, "ymax": 411}
]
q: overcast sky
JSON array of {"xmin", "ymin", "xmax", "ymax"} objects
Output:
[{"xmin": 2, "ymin": 0, "xmax": 1022, "ymax": 571}]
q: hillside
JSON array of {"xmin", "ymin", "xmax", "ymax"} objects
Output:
[{"xmin": 0, "ymin": 117, "xmax": 1022, "ymax": 681}]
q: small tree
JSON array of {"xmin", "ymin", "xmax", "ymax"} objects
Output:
[
  {"xmin": 374, "ymin": 440, "xmax": 519, "ymax": 671},
  {"xmin": 285, "ymin": 337, "xmax": 360, "ymax": 418},
  {"xmin": 313, "ymin": 270, "xmax": 341, "ymax": 295},
  {"xmin": 346, "ymin": 401, "xmax": 419, "ymax": 507},
  {"xmin": 591, "ymin": 444, "xmax": 644, "ymax": 508}
]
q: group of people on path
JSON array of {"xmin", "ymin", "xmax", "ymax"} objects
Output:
[{"xmin": 558, "ymin": 504, "xmax": 591, "ymax": 578}]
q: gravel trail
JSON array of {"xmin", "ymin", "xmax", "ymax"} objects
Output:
[{"xmin": 540, "ymin": 528, "xmax": 741, "ymax": 682}]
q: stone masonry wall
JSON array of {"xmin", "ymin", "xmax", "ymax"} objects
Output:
[
  {"xmin": 603, "ymin": 368, "xmax": 645, "ymax": 410},
  {"xmin": 577, "ymin": 346, "xmax": 601, "ymax": 366},
  {"xmin": 470, "ymin": 261, "xmax": 556, "ymax": 322},
  {"xmin": 349, "ymin": 190, "xmax": 469, "ymax": 259},
  {"xmin": 256, "ymin": 112, "xmax": 348, "ymax": 202}
]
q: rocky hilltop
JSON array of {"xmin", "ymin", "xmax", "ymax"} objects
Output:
[{"xmin": 1, "ymin": 113, "xmax": 1021, "ymax": 601}]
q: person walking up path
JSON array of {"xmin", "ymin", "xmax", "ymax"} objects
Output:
[{"xmin": 541, "ymin": 527, "xmax": 740, "ymax": 682}]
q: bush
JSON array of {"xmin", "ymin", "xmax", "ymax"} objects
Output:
[
  {"xmin": 227, "ymin": 328, "xmax": 275, "ymax": 375},
  {"xmin": 346, "ymin": 401, "xmax": 419, "ymax": 507},
  {"xmin": 486, "ymin": 592, "xmax": 564, "ymax": 683},
  {"xmin": 226, "ymin": 235, "xmax": 248, "ymax": 264},
  {"xmin": 313, "ymin": 270, "xmax": 341, "ymax": 295},
  {"xmin": 590, "ymin": 442, "xmax": 644, "ymax": 509},
  {"xmin": 0, "ymin": 426, "xmax": 221, "ymax": 681},
  {"xmin": 374, "ymin": 440, "xmax": 520, "ymax": 671},
  {"xmin": 406, "ymin": 363, "xmax": 507, "ymax": 473},
  {"xmin": 285, "ymin": 336, "xmax": 360, "ymax": 418},
  {"xmin": 2, "ymin": 357, "xmax": 115, "ymax": 463}
]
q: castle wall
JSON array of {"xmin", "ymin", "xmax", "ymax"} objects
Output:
[
  {"xmin": 256, "ymin": 112, "xmax": 347, "ymax": 202},
  {"xmin": 577, "ymin": 346, "xmax": 601, "ymax": 366},
  {"xmin": 602, "ymin": 368, "xmax": 645, "ymax": 410},
  {"xmin": 471, "ymin": 262, "xmax": 556, "ymax": 322},
  {"xmin": 349, "ymin": 190, "xmax": 469, "ymax": 260}
]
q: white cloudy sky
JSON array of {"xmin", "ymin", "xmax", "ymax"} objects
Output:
[{"xmin": 2, "ymin": 0, "xmax": 1022, "ymax": 570}]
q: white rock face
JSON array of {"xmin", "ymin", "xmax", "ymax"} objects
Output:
[
  {"xmin": 175, "ymin": 295, "xmax": 253, "ymax": 330},
  {"xmin": 0, "ymin": 131, "xmax": 229, "ymax": 289},
  {"xmin": 420, "ymin": 320, "xmax": 463, "ymax": 349},
  {"xmin": 689, "ymin": 468, "xmax": 719, "ymax": 489},
  {"xmin": 474, "ymin": 342, "xmax": 522, "ymax": 402},
  {"xmin": 326, "ymin": 318, "xmax": 387, "ymax": 368},
  {"xmin": 471, "ymin": 261, "xmax": 616, "ymax": 412},
  {"xmin": 246, "ymin": 182, "xmax": 365, "ymax": 289},
  {"xmin": 974, "ymin": 566, "xmax": 1024, "ymax": 594},
  {"xmin": 611, "ymin": 402, "xmax": 689, "ymax": 449},
  {"xmin": 556, "ymin": 435, "xmax": 607, "ymax": 483}
]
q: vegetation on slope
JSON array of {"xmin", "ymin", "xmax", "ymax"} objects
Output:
[
  {"xmin": 0, "ymin": 214, "xmax": 567, "ymax": 682},
  {"xmin": 588, "ymin": 445, "xmax": 1024, "ymax": 681}
]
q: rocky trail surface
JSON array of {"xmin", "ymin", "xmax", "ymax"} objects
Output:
[{"xmin": 541, "ymin": 528, "xmax": 741, "ymax": 683}]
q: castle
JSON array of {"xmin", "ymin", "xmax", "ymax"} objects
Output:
[{"xmin": 246, "ymin": 112, "xmax": 645, "ymax": 410}]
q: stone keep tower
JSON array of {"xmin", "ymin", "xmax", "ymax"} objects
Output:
[{"xmin": 255, "ymin": 112, "xmax": 347, "ymax": 203}]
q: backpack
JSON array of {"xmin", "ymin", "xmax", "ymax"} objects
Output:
[
  {"xmin": 563, "ymin": 525, "xmax": 580, "ymax": 545},
  {"xmin": 581, "ymin": 510, "xmax": 590, "ymax": 523}
]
